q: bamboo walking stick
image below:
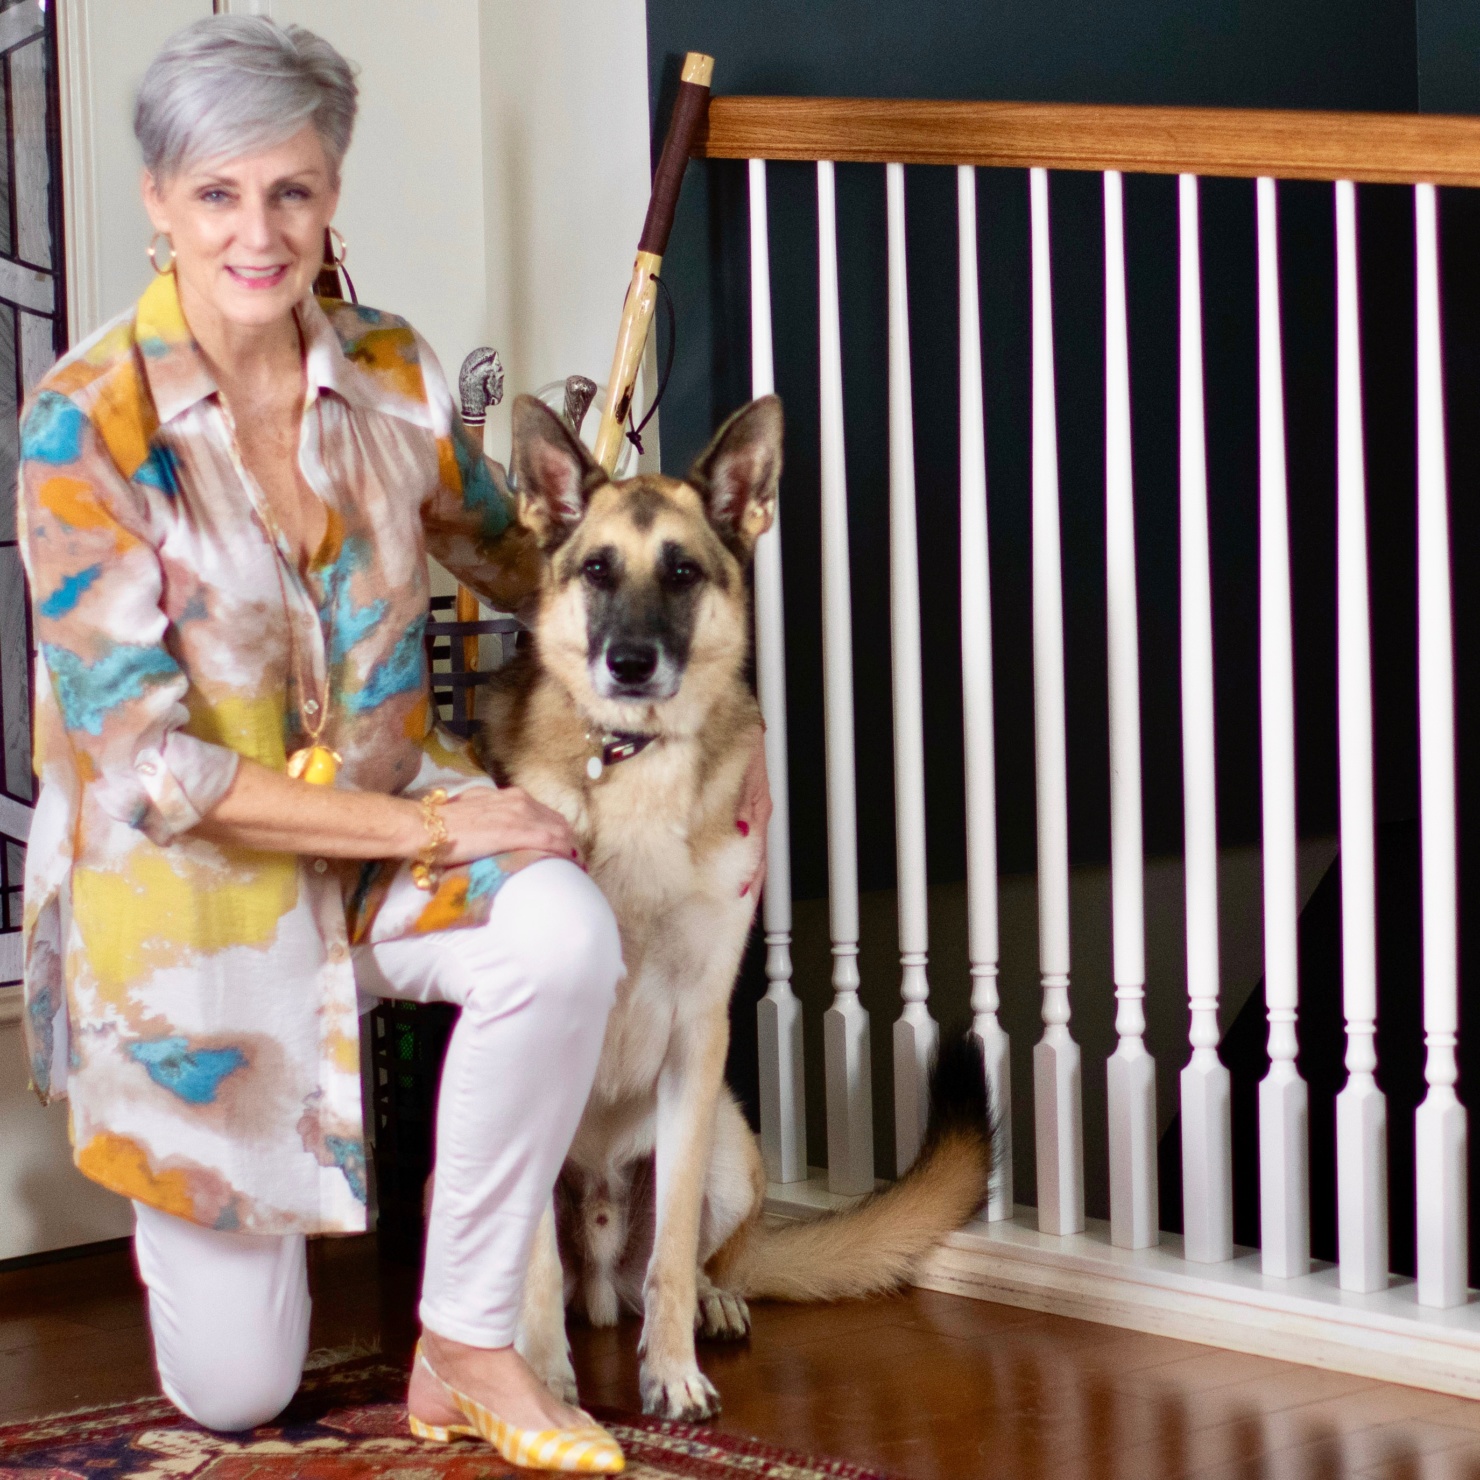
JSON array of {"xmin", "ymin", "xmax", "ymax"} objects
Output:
[{"xmin": 591, "ymin": 51, "xmax": 714, "ymax": 473}]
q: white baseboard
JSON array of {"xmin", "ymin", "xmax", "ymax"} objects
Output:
[{"xmin": 764, "ymin": 1175, "xmax": 1480, "ymax": 1402}]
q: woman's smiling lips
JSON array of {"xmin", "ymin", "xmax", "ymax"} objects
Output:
[{"xmin": 226, "ymin": 264, "xmax": 290, "ymax": 289}]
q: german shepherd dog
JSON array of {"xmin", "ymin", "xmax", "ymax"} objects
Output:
[{"xmin": 479, "ymin": 394, "xmax": 993, "ymax": 1421}]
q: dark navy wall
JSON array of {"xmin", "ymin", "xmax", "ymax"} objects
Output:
[
  {"xmin": 649, "ymin": 2, "xmax": 1418, "ymax": 112},
  {"xmin": 1419, "ymin": 0, "xmax": 1480, "ymax": 110}
]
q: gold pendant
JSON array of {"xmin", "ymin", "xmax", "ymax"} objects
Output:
[{"xmin": 287, "ymin": 744, "xmax": 342, "ymax": 786}]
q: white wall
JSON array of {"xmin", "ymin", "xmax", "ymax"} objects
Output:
[
  {"xmin": 477, "ymin": 0, "xmax": 653, "ymax": 467},
  {"xmin": 0, "ymin": 1020, "xmax": 133, "ymax": 1261},
  {"xmin": 267, "ymin": 0, "xmax": 491, "ymax": 389},
  {"xmin": 58, "ymin": 0, "xmax": 209, "ymax": 337}
]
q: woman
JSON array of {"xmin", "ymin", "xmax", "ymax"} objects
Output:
[{"xmin": 18, "ymin": 15, "xmax": 764, "ymax": 1472}]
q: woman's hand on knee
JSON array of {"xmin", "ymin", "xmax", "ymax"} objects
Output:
[{"xmin": 441, "ymin": 786, "xmax": 582, "ymax": 867}]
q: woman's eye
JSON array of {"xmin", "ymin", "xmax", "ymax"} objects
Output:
[{"xmin": 199, "ymin": 189, "xmax": 231, "ymax": 205}]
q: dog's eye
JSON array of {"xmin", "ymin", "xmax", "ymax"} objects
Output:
[
  {"xmin": 581, "ymin": 556, "xmax": 616, "ymax": 589},
  {"xmin": 663, "ymin": 560, "xmax": 703, "ymax": 591}
]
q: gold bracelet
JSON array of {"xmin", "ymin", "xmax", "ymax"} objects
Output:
[{"xmin": 410, "ymin": 788, "xmax": 449, "ymax": 892}]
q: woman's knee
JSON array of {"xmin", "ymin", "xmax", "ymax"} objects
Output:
[
  {"xmin": 133, "ymin": 1202, "xmax": 309, "ymax": 1433},
  {"xmin": 150, "ymin": 1273, "xmax": 307, "ymax": 1430},
  {"xmin": 164, "ymin": 1353, "xmax": 302, "ymax": 1432},
  {"xmin": 488, "ymin": 859, "xmax": 622, "ymax": 1014}
]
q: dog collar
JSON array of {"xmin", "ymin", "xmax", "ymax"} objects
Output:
[{"xmin": 585, "ymin": 729, "xmax": 657, "ymax": 781}]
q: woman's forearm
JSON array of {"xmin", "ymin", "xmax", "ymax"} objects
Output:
[{"xmin": 191, "ymin": 758, "xmax": 426, "ymax": 859}]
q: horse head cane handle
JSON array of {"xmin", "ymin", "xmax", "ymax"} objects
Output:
[{"xmin": 458, "ymin": 346, "xmax": 505, "ymax": 429}]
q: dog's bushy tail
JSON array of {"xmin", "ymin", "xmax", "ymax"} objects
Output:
[{"xmin": 716, "ymin": 1035, "xmax": 993, "ymax": 1303}]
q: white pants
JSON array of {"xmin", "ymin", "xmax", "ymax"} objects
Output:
[{"xmin": 131, "ymin": 858, "xmax": 621, "ymax": 1432}]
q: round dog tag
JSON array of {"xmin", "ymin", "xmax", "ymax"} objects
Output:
[{"xmin": 587, "ymin": 755, "xmax": 603, "ymax": 781}]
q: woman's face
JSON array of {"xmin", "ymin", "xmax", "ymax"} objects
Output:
[{"xmin": 142, "ymin": 125, "xmax": 340, "ymax": 338}]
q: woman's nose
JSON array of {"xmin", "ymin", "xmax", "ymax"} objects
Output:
[{"xmin": 235, "ymin": 199, "xmax": 275, "ymax": 251}]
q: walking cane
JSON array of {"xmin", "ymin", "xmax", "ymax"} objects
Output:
[{"xmin": 591, "ymin": 51, "xmax": 714, "ymax": 474}]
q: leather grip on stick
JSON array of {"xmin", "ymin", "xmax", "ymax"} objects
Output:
[
  {"xmin": 638, "ymin": 53, "xmax": 714, "ymax": 255},
  {"xmin": 594, "ymin": 51, "xmax": 713, "ymax": 472}
]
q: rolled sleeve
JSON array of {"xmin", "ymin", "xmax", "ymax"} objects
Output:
[
  {"xmin": 128, "ymin": 731, "xmax": 241, "ymax": 844},
  {"xmin": 19, "ymin": 390, "xmax": 239, "ymax": 846}
]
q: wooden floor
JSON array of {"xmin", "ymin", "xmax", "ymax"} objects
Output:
[{"xmin": 3, "ymin": 1235, "xmax": 1479, "ymax": 1479}]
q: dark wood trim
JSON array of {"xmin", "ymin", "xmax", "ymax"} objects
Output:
[
  {"xmin": 0, "ymin": 1235, "xmax": 131, "ymax": 1273},
  {"xmin": 694, "ymin": 97, "xmax": 1480, "ymax": 185}
]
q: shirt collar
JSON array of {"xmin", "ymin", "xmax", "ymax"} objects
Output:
[
  {"xmin": 134, "ymin": 271, "xmax": 217, "ymax": 425},
  {"xmin": 296, "ymin": 292, "xmax": 394, "ymax": 418},
  {"xmin": 134, "ymin": 273, "xmax": 418, "ymax": 428}
]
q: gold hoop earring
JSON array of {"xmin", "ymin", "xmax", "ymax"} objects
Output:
[
  {"xmin": 147, "ymin": 233, "xmax": 175, "ymax": 275},
  {"xmin": 326, "ymin": 226, "xmax": 348, "ymax": 267}
]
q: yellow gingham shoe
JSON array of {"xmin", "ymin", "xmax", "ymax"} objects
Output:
[{"xmin": 408, "ymin": 1343, "xmax": 625, "ymax": 1474}]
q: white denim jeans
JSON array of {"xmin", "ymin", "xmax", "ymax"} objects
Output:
[{"xmin": 131, "ymin": 858, "xmax": 620, "ymax": 1432}]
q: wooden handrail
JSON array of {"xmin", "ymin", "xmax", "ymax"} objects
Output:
[{"xmin": 694, "ymin": 97, "xmax": 1480, "ymax": 185}]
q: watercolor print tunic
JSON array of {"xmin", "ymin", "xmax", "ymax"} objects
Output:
[{"xmin": 16, "ymin": 271, "xmax": 541, "ymax": 1234}]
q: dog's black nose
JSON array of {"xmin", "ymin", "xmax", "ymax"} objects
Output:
[{"xmin": 606, "ymin": 641, "xmax": 659, "ymax": 686}]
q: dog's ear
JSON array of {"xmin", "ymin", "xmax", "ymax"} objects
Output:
[
  {"xmin": 686, "ymin": 395, "xmax": 783, "ymax": 556},
  {"xmin": 510, "ymin": 394, "xmax": 608, "ymax": 547}
]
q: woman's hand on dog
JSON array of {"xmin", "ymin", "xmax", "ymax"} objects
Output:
[
  {"xmin": 440, "ymin": 785, "xmax": 583, "ymax": 868},
  {"xmin": 736, "ymin": 732, "xmax": 771, "ymax": 898}
]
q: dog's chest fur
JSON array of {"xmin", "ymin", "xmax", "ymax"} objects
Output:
[
  {"xmin": 487, "ymin": 673, "xmax": 761, "ymax": 1165},
  {"xmin": 586, "ymin": 740, "xmax": 754, "ymax": 1093}
]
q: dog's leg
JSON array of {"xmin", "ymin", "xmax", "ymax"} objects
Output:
[
  {"xmin": 695, "ymin": 1092, "xmax": 764, "ymax": 1341},
  {"xmin": 638, "ymin": 1011, "xmax": 729, "ymax": 1421},
  {"xmin": 514, "ymin": 1198, "xmax": 579, "ymax": 1405}
]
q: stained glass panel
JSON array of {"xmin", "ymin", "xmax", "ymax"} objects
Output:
[{"xmin": 0, "ymin": 0, "xmax": 65, "ymax": 986}]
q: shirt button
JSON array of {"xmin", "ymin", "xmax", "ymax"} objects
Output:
[
  {"xmin": 304, "ymin": 699, "xmax": 319, "ymax": 716},
  {"xmin": 313, "ymin": 858, "xmax": 328, "ymax": 874},
  {"xmin": 138, "ymin": 759, "xmax": 157, "ymax": 776},
  {"xmin": 328, "ymin": 942, "xmax": 348, "ymax": 963}
]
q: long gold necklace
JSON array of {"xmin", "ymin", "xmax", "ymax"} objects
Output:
[
  {"xmin": 220, "ymin": 347, "xmax": 341, "ymax": 787},
  {"xmin": 261, "ymin": 502, "xmax": 342, "ymax": 787}
]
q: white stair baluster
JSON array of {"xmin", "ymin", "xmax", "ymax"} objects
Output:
[
  {"xmin": 886, "ymin": 162, "xmax": 940, "ymax": 1175},
  {"xmin": 1178, "ymin": 174, "xmax": 1234, "ymax": 1265},
  {"xmin": 1103, "ymin": 170, "xmax": 1158, "ymax": 1250},
  {"xmin": 1413, "ymin": 181, "xmax": 1467, "ymax": 1309},
  {"xmin": 959, "ymin": 164, "xmax": 1012, "ymax": 1220},
  {"xmin": 1256, "ymin": 176, "xmax": 1310, "ymax": 1281},
  {"xmin": 1029, "ymin": 167, "xmax": 1085, "ymax": 1237},
  {"xmin": 1333, "ymin": 178, "xmax": 1388, "ymax": 1293},
  {"xmin": 818, "ymin": 159, "xmax": 875, "ymax": 1198},
  {"xmin": 749, "ymin": 158, "xmax": 807, "ymax": 1185}
]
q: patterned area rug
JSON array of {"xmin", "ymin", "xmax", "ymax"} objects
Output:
[{"xmin": 0, "ymin": 1357, "xmax": 893, "ymax": 1480}]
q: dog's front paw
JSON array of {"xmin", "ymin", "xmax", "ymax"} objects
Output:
[
  {"xmin": 696, "ymin": 1287, "xmax": 750, "ymax": 1341},
  {"xmin": 546, "ymin": 1361, "xmax": 581, "ymax": 1408},
  {"xmin": 640, "ymin": 1363, "xmax": 721, "ymax": 1421},
  {"xmin": 515, "ymin": 1328, "xmax": 579, "ymax": 1407}
]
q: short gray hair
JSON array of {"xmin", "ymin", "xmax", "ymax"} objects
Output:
[{"xmin": 135, "ymin": 16, "xmax": 358, "ymax": 182}]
